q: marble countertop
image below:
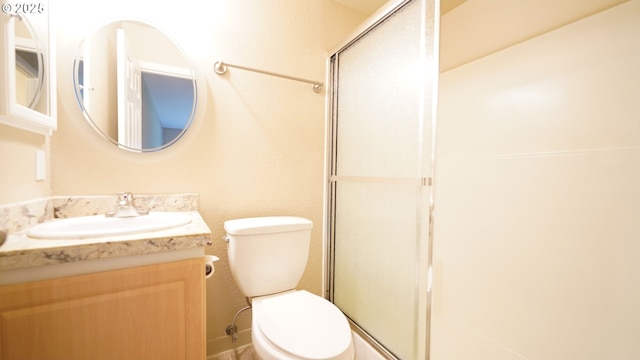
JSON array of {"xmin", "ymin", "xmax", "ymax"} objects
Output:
[
  {"xmin": 0, "ymin": 211, "xmax": 212, "ymax": 271},
  {"xmin": 0, "ymin": 194, "xmax": 212, "ymax": 272}
]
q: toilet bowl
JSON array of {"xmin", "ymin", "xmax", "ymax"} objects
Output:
[
  {"xmin": 224, "ymin": 216, "xmax": 355, "ymax": 360},
  {"xmin": 251, "ymin": 290, "xmax": 354, "ymax": 360}
]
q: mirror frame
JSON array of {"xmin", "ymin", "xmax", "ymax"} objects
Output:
[
  {"xmin": 72, "ymin": 19, "xmax": 198, "ymax": 153},
  {"xmin": 0, "ymin": 7, "xmax": 57, "ymax": 135}
]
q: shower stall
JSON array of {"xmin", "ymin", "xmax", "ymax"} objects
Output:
[
  {"xmin": 324, "ymin": 0, "xmax": 439, "ymax": 358},
  {"xmin": 327, "ymin": 0, "xmax": 640, "ymax": 359}
]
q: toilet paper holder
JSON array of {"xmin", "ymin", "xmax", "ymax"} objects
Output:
[{"xmin": 205, "ymin": 255, "xmax": 219, "ymax": 279}]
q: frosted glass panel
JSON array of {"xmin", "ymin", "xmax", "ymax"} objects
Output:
[
  {"xmin": 328, "ymin": 0, "xmax": 436, "ymax": 358},
  {"xmin": 334, "ymin": 182, "xmax": 420, "ymax": 359},
  {"xmin": 335, "ymin": 0, "xmax": 422, "ymax": 179}
]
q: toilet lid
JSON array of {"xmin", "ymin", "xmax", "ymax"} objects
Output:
[{"xmin": 256, "ymin": 290, "xmax": 352, "ymax": 360}]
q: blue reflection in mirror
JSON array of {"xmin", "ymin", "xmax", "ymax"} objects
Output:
[{"xmin": 140, "ymin": 72, "xmax": 194, "ymax": 149}]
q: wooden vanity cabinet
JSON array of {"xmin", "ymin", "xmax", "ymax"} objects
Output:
[{"xmin": 0, "ymin": 258, "xmax": 205, "ymax": 360}]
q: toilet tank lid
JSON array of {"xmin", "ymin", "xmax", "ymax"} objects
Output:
[{"xmin": 224, "ymin": 216, "xmax": 313, "ymax": 235}]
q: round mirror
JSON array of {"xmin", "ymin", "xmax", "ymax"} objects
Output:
[
  {"xmin": 14, "ymin": 15, "xmax": 45, "ymax": 110},
  {"xmin": 72, "ymin": 20, "xmax": 197, "ymax": 152}
]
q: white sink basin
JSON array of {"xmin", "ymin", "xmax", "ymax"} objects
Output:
[{"xmin": 27, "ymin": 212, "xmax": 192, "ymax": 239}]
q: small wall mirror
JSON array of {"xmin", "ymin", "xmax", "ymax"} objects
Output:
[
  {"xmin": 0, "ymin": 7, "xmax": 56, "ymax": 134},
  {"xmin": 14, "ymin": 17, "xmax": 45, "ymax": 110},
  {"xmin": 72, "ymin": 20, "xmax": 197, "ymax": 152}
]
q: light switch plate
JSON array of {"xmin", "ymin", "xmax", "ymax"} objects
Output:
[{"xmin": 35, "ymin": 150, "xmax": 45, "ymax": 181}]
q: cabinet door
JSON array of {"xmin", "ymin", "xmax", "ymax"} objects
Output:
[
  {"xmin": 0, "ymin": 1, "xmax": 56, "ymax": 134},
  {"xmin": 0, "ymin": 258, "xmax": 205, "ymax": 360}
]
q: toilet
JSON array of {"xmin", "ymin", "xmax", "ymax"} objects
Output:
[{"xmin": 224, "ymin": 216, "xmax": 355, "ymax": 360}]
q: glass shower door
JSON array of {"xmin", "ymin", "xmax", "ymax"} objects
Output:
[{"xmin": 326, "ymin": 0, "xmax": 439, "ymax": 359}]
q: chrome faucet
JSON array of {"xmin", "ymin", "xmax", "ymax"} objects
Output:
[{"xmin": 105, "ymin": 192, "xmax": 149, "ymax": 218}]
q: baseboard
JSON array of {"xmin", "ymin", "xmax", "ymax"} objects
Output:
[
  {"xmin": 352, "ymin": 330, "xmax": 388, "ymax": 360},
  {"xmin": 208, "ymin": 343, "xmax": 254, "ymax": 360},
  {"xmin": 207, "ymin": 328, "xmax": 252, "ymax": 358}
]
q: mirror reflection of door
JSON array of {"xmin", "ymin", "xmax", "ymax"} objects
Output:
[
  {"xmin": 80, "ymin": 24, "xmax": 115, "ymax": 139},
  {"xmin": 116, "ymin": 28, "xmax": 142, "ymax": 150},
  {"xmin": 116, "ymin": 29, "xmax": 192, "ymax": 150},
  {"xmin": 77, "ymin": 54, "xmax": 194, "ymax": 150}
]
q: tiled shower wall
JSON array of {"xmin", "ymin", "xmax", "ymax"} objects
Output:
[{"xmin": 432, "ymin": 1, "xmax": 640, "ymax": 359}]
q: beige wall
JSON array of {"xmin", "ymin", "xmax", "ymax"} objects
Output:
[
  {"xmin": 0, "ymin": 125, "xmax": 49, "ymax": 204},
  {"xmin": 1, "ymin": 9, "xmax": 53, "ymax": 202},
  {"xmin": 47, "ymin": 0, "xmax": 366, "ymax": 355},
  {"xmin": 432, "ymin": 1, "xmax": 640, "ymax": 359}
]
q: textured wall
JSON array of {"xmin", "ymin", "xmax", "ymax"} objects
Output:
[{"xmin": 50, "ymin": 0, "xmax": 366, "ymax": 355}]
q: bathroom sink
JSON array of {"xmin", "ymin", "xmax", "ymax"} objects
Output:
[{"xmin": 27, "ymin": 212, "xmax": 192, "ymax": 239}]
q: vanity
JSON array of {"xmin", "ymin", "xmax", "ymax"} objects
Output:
[
  {"xmin": 1, "ymin": 3, "xmax": 211, "ymax": 357},
  {"xmin": 0, "ymin": 194, "xmax": 212, "ymax": 360}
]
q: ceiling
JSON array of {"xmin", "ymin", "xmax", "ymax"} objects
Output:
[
  {"xmin": 333, "ymin": 0, "xmax": 466, "ymax": 15},
  {"xmin": 333, "ymin": 0, "xmax": 388, "ymax": 15},
  {"xmin": 333, "ymin": 0, "xmax": 629, "ymax": 71}
]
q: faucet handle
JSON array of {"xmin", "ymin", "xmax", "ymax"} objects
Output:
[
  {"xmin": 117, "ymin": 192, "xmax": 134, "ymax": 205},
  {"xmin": 106, "ymin": 192, "xmax": 149, "ymax": 217}
]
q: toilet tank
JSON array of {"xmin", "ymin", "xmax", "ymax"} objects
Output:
[{"xmin": 224, "ymin": 216, "xmax": 313, "ymax": 298}]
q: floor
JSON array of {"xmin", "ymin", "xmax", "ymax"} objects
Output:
[
  {"xmin": 211, "ymin": 329, "xmax": 385, "ymax": 360},
  {"xmin": 212, "ymin": 344, "xmax": 259, "ymax": 360}
]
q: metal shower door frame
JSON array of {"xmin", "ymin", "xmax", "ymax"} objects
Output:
[{"xmin": 323, "ymin": 0, "xmax": 440, "ymax": 358}]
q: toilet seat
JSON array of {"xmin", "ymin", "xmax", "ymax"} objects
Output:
[{"xmin": 252, "ymin": 290, "xmax": 354, "ymax": 360}]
